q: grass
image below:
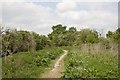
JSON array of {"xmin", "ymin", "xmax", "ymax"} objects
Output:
[
  {"xmin": 2, "ymin": 46, "xmax": 119, "ymax": 78},
  {"xmin": 2, "ymin": 47, "xmax": 63, "ymax": 78},
  {"xmin": 62, "ymin": 46, "xmax": 118, "ymax": 78}
]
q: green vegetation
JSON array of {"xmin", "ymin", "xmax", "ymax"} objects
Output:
[
  {"xmin": 1, "ymin": 24, "xmax": 119, "ymax": 78},
  {"xmin": 62, "ymin": 47, "xmax": 118, "ymax": 78},
  {"xmin": 2, "ymin": 29, "xmax": 50, "ymax": 56},
  {"xmin": 2, "ymin": 47, "xmax": 63, "ymax": 78},
  {"xmin": 1, "ymin": 24, "xmax": 120, "ymax": 56}
]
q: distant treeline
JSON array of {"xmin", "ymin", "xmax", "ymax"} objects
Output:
[{"xmin": 1, "ymin": 24, "xmax": 120, "ymax": 56}]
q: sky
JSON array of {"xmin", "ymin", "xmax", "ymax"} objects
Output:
[{"xmin": 0, "ymin": 0, "xmax": 119, "ymax": 36}]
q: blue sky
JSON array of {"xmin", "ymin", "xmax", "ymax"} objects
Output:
[{"xmin": 1, "ymin": 0, "xmax": 118, "ymax": 36}]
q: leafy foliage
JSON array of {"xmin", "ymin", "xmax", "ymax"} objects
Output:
[
  {"xmin": 2, "ymin": 29, "xmax": 50, "ymax": 56},
  {"xmin": 62, "ymin": 47, "xmax": 118, "ymax": 78},
  {"xmin": 1, "ymin": 24, "xmax": 119, "ymax": 78},
  {"xmin": 2, "ymin": 47, "xmax": 63, "ymax": 78}
]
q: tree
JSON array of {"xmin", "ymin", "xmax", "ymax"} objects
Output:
[
  {"xmin": 106, "ymin": 28, "xmax": 120, "ymax": 43},
  {"xmin": 2, "ymin": 29, "xmax": 11, "ymax": 56},
  {"xmin": 52, "ymin": 24, "xmax": 67, "ymax": 34},
  {"xmin": 2, "ymin": 28, "xmax": 52, "ymax": 56},
  {"xmin": 48, "ymin": 24, "xmax": 67, "ymax": 46},
  {"xmin": 86, "ymin": 34, "xmax": 96, "ymax": 44},
  {"xmin": 86, "ymin": 34, "xmax": 96, "ymax": 54},
  {"xmin": 77, "ymin": 29, "xmax": 98, "ymax": 44},
  {"xmin": 106, "ymin": 31, "xmax": 113, "ymax": 38},
  {"xmin": 75, "ymin": 29, "xmax": 99, "ymax": 54},
  {"xmin": 114, "ymin": 28, "xmax": 120, "ymax": 42},
  {"xmin": 2, "ymin": 29, "xmax": 12, "ymax": 63},
  {"xmin": 69, "ymin": 27, "xmax": 77, "ymax": 32}
]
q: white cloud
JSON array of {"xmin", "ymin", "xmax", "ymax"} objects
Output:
[
  {"xmin": 2, "ymin": 2, "xmax": 58, "ymax": 35},
  {"xmin": 76, "ymin": 0, "xmax": 119, "ymax": 2},
  {"xmin": 57, "ymin": 10, "xmax": 90, "ymax": 21},
  {"xmin": 56, "ymin": 0, "xmax": 77, "ymax": 12},
  {"xmin": 0, "ymin": 0, "xmax": 26, "ymax": 2},
  {"xmin": 55, "ymin": 1, "xmax": 118, "ymax": 36},
  {"xmin": 1, "ymin": 0, "xmax": 118, "ymax": 36},
  {"xmin": 0, "ymin": 0, "xmax": 119, "ymax": 2},
  {"xmin": 0, "ymin": 3, "xmax": 2, "ymax": 25}
]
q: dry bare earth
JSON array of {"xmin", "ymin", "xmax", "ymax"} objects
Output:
[{"xmin": 40, "ymin": 50, "xmax": 68, "ymax": 78}]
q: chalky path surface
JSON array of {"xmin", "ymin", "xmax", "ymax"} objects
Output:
[{"xmin": 41, "ymin": 50, "xmax": 68, "ymax": 78}]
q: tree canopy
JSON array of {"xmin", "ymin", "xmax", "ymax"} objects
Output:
[{"xmin": 1, "ymin": 24, "xmax": 119, "ymax": 56}]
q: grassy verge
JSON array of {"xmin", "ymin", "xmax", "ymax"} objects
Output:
[
  {"xmin": 62, "ymin": 46, "xmax": 118, "ymax": 78},
  {"xmin": 2, "ymin": 47, "xmax": 63, "ymax": 78}
]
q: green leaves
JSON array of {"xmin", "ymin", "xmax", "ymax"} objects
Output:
[
  {"xmin": 2, "ymin": 29, "xmax": 51, "ymax": 56},
  {"xmin": 86, "ymin": 34, "xmax": 96, "ymax": 44},
  {"xmin": 106, "ymin": 28, "xmax": 120, "ymax": 42},
  {"xmin": 2, "ymin": 47, "xmax": 63, "ymax": 78},
  {"xmin": 52, "ymin": 24, "xmax": 67, "ymax": 34},
  {"xmin": 63, "ymin": 47, "xmax": 118, "ymax": 78},
  {"xmin": 76, "ymin": 29, "xmax": 98, "ymax": 44}
]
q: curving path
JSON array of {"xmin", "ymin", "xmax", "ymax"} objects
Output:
[{"xmin": 41, "ymin": 50, "xmax": 68, "ymax": 78}]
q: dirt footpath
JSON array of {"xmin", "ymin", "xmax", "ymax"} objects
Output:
[{"xmin": 41, "ymin": 50, "xmax": 68, "ymax": 78}]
